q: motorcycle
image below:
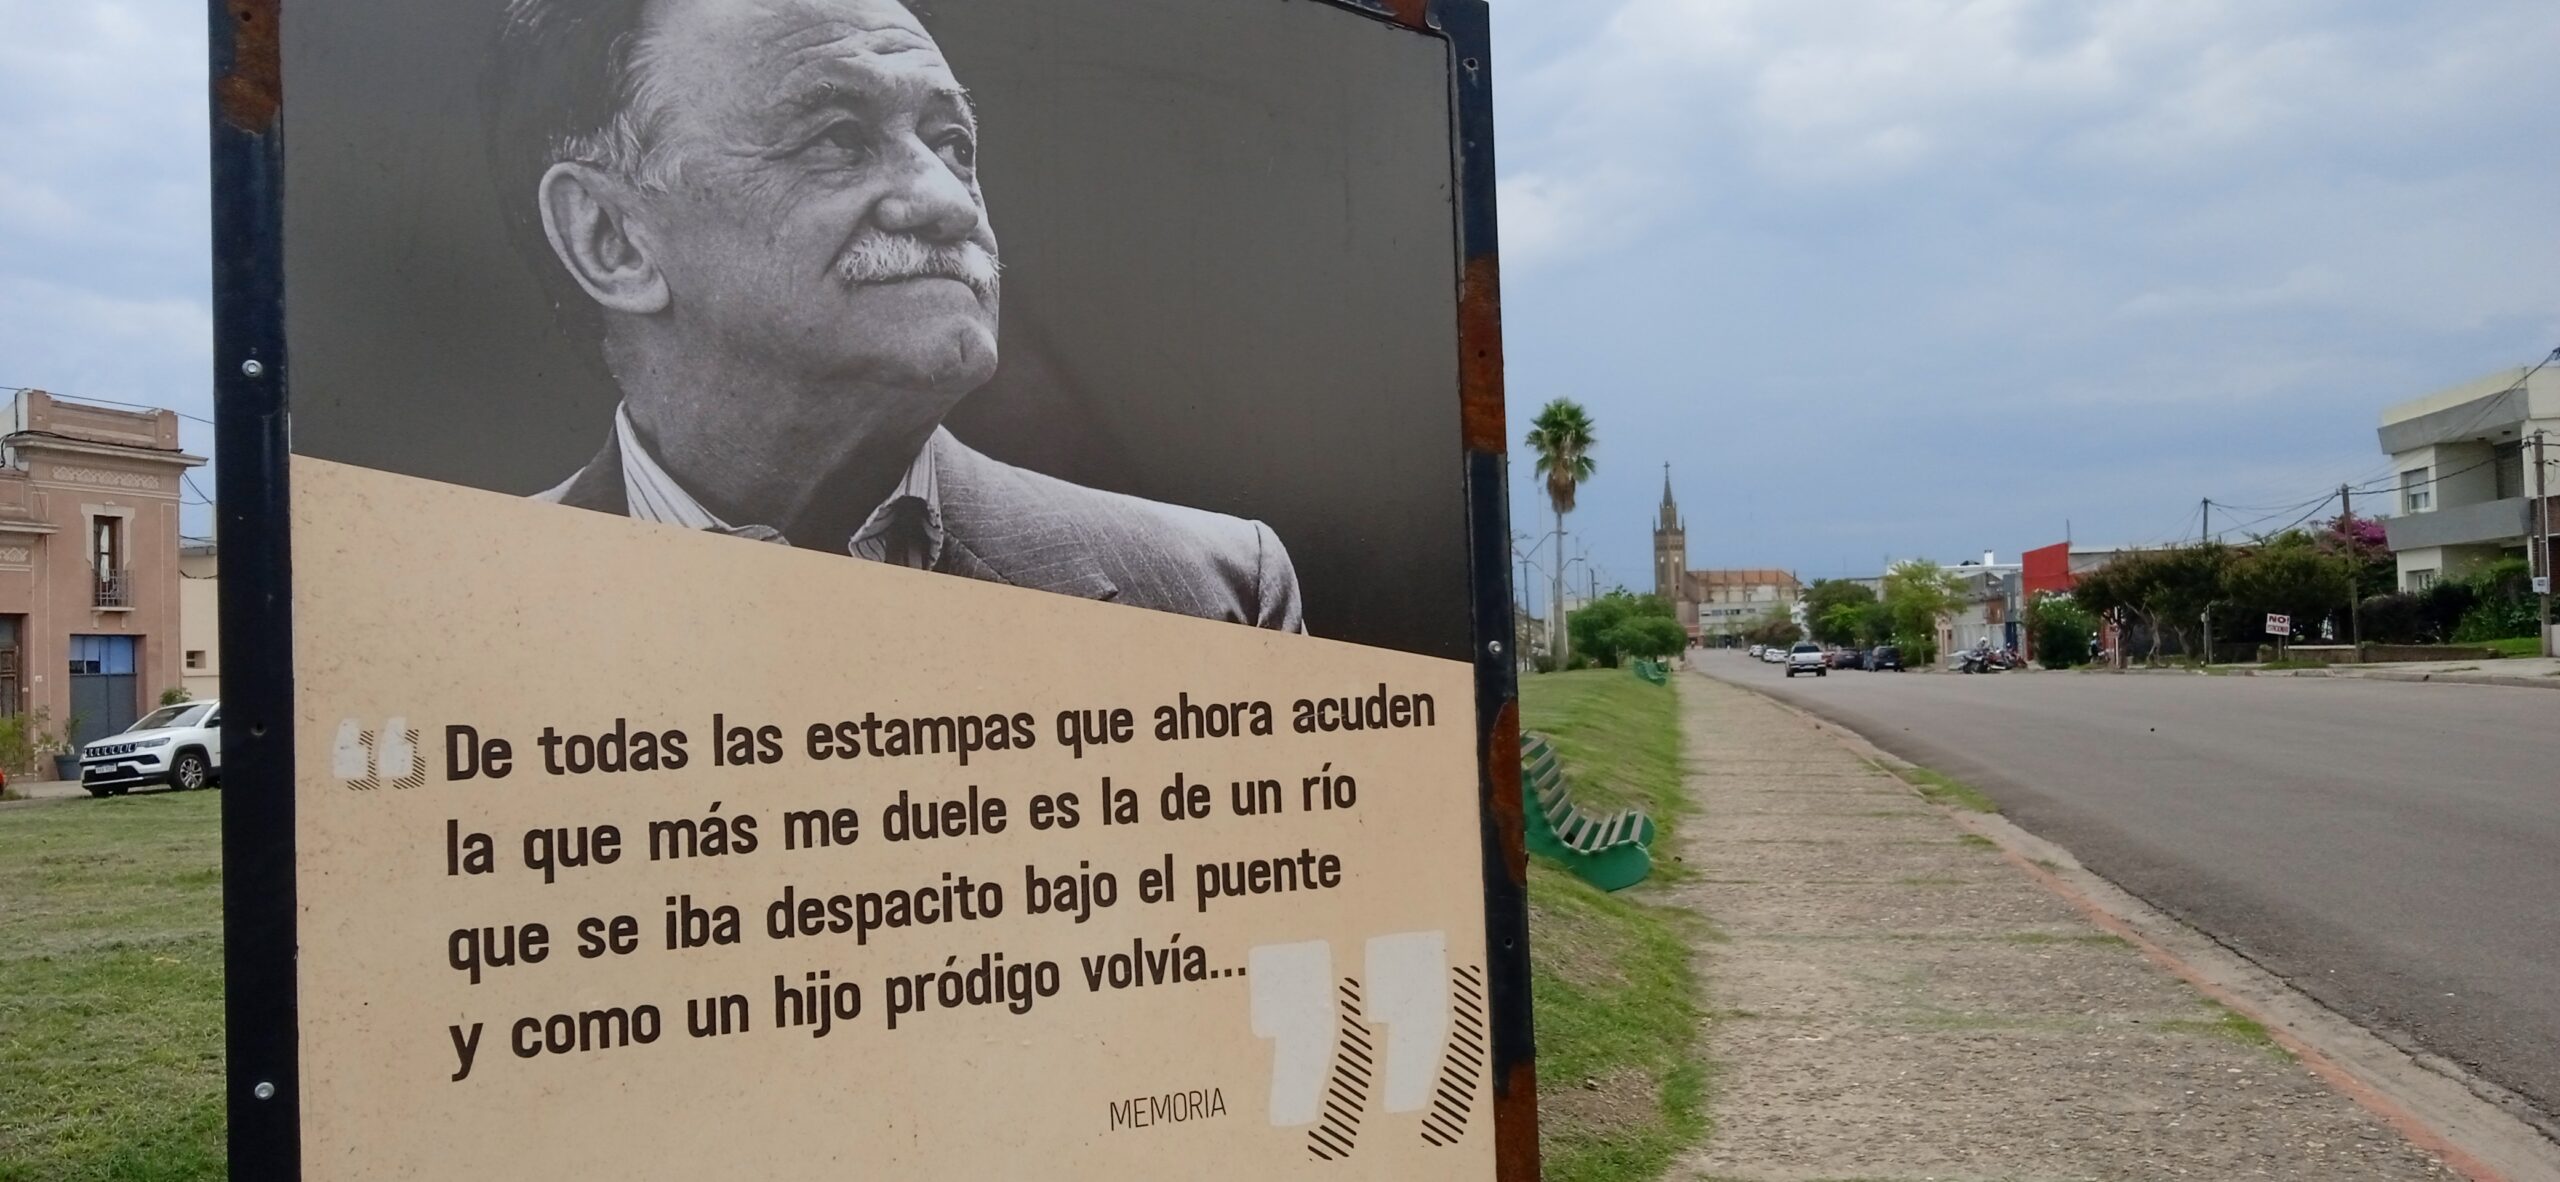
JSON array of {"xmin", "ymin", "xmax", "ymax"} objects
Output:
[{"xmin": 1958, "ymin": 643, "xmax": 2010, "ymax": 674}]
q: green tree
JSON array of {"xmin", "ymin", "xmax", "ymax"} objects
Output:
[
  {"xmin": 2148, "ymin": 543, "xmax": 2231, "ymax": 662},
  {"xmin": 1818, "ymin": 602, "xmax": 1869, "ymax": 647},
  {"xmin": 1524, "ymin": 400, "xmax": 1597, "ymax": 666},
  {"xmin": 2221, "ymin": 533, "xmax": 2352, "ymax": 646},
  {"xmin": 1568, "ymin": 592, "xmax": 1633, "ymax": 667},
  {"xmin": 1880, "ymin": 560, "xmax": 1964, "ymax": 665},
  {"xmin": 2026, "ymin": 593, "xmax": 2094, "ymax": 668},
  {"xmin": 1567, "ymin": 589, "xmax": 1674, "ymax": 668},
  {"xmin": 1608, "ymin": 614, "xmax": 1689, "ymax": 662},
  {"xmin": 2075, "ymin": 545, "xmax": 2229, "ymax": 663},
  {"xmin": 1743, "ymin": 603, "xmax": 1802, "ymax": 647},
  {"xmin": 2069, "ymin": 553, "xmax": 2150, "ymax": 662},
  {"xmin": 1804, "ymin": 579, "xmax": 1878, "ymax": 646}
]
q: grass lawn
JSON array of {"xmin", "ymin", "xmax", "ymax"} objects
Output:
[
  {"xmin": 2482, "ymin": 637, "xmax": 2541, "ymax": 658},
  {"xmin": 1520, "ymin": 670, "xmax": 1706, "ymax": 1182},
  {"xmin": 0, "ymin": 793, "xmax": 226, "ymax": 1181}
]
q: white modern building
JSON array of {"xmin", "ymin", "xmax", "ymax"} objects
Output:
[{"xmin": 2376, "ymin": 365, "xmax": 2558, "ymax": 593}]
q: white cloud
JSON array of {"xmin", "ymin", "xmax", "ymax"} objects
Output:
[
  {"xmin": 1493, "ymin": 0, "xmax": 2560, "ymax": 578},
  {"xmin": 1496, "ymin": 165, "xmax": 1677, "ymax": 267}
]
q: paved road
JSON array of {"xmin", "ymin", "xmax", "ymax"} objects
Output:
[{"xmin": 1708, "ymin": 652, "xmax": 2560, "ymax": 1128}]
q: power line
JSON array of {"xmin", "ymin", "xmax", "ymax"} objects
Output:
[
  {"xmin": 2257, "ymin": 493, "xmax": 2341, "ymax": 541},
  {"xmin": 2206, "ymin": 493, "xmax": 2338, "ymax": 541}
]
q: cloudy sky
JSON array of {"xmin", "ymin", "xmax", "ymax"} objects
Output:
[
  {"xmin": 1495, "ymin": 0, "xmax": 2558, "ymax": 605},
  {"xmin": 2, "ymin": 1, "xmax": 2555, "ymax": 595}
]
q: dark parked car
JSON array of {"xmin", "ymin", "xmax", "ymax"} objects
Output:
[{"xmin": 1866, "ymin": 644, "xmax": 1904, "ymax": 671}]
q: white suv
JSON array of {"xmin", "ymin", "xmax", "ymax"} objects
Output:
[
  {"xmin": 80, "ymin": 699, "xmax": 222, "ymax": 797},
  {"xmin": 1784, "ymin": 642, "xmax": 1827, "ymax": 678}
]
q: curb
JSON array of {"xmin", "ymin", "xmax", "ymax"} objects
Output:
[
  {"xmin": 2235, "ymin": 669, "xmax": 2560, "ymax": 692},
  {"xmin": 2075, "ymin": 666, "xmax": 2560, "ymax": 692}
]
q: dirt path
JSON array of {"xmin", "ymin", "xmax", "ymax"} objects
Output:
[{"xmin": 1667, "ymin": 672, "xmax": 2462, "ymax": 1181}]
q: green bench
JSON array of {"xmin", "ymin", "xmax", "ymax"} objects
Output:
[
  {"xmin": 1630, "ymin": 658, "xmax": 1668, "ymax": 685},
  {"xmin": 1518, "ymin": 732, "xmax": 1656, "ymax": 891}
]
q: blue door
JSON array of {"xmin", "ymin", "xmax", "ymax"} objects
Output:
[{"xmin": 69, "ymin": 635, "xmax": 138, "ymax": 748}]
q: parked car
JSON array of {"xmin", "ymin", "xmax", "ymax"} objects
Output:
[
  {"xmin": 79, "ymin": 699, "xmax": 222, "ymax": 797},
  {"xmin": 1785, "ymin": 642, "xmax": 1827, "ymax": 678},
  {"xmin": 1866, "ymin": 644, "xmax": 1904, "ymax": 671},
  {"xmin": 1746, "ymin": 644, "xmax": 1765, "ymax": 658}
]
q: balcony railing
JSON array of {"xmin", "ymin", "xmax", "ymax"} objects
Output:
[{"xmin": 94, "ymin": 568, "xmax": 131, "ymax": 609}]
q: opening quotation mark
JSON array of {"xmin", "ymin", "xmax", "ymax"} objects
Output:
[
  {"xmin": 332, "ymin": 718, "xmax": 423, "ymax": 790},
  {"xmin": 1248, "ymin": 931, "xmax": 1481, "ymax": 1159}
]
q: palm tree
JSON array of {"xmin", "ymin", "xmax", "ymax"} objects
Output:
[{"xmin": 1525, "ymin": 400, "xmax": 1597, "ymax": 667}]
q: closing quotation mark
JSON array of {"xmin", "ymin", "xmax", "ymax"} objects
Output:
[
  {"xmin": 1248, "ymin": 932, "xmax": 1482, "ymax": 1160},
  {"xmin": 332, "ymin": 718, "xmax": 423, "ymax": 790}
]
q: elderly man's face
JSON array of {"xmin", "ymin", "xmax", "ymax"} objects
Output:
[{"xmin": 632, "ymin": 0, "xmax": 999, "ymax": 396}]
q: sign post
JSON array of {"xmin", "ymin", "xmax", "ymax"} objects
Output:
[
  {"xmin": 211, "ymin": 0, "xmax": 1533, "ymax": 1177},
  {"xmin": 2266, "ymin": 613, "xmax": 2291, "ymax": 661}
]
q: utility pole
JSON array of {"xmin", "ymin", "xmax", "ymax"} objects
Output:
[
  {"xmin": 2201, "ymin": 498, "xmax": 2211, "ymax": 543},
  {"xmin": 2341, "ymin": 484, "xmax": 2362, "ymax": 658},
  {"xmin": 2537, "ymin": 429, "xmax": 2553, "ymax": 658}
]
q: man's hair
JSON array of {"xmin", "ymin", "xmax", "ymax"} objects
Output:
[
  {"xmin": 483, "ymin": 0, "xmax": 682, "ymax": 356},
  {"xmin": 484, "ymin": 0, "xmax": 938, "ymax": 360}
]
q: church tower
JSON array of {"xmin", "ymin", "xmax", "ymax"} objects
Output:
[{"xmin": 1653, "ymin": 463, "xmax": 1686, "ymax": 606}]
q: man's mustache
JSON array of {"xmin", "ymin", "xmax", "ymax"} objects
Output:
[{"xmin": 833, "ymin": 231, "xmax": 1001, "ymax": 305}]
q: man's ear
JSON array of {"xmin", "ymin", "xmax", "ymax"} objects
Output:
[{"xmin": 536, "ymin": 162, "xmax": 671, "ymax": 315}]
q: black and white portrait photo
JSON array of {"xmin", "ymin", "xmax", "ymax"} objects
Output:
[
  {"xmin": 287, "ymin": 0, "xmax": 1476, "ymax": 659},
  {"xmin": 490, "ymin": 0, "xmax": 1304, "ymax": 631}
]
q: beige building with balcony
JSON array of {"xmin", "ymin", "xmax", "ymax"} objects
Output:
[
  {"xmin": 0, "ymin": 390, "xmax": 206, "ymax": 759},
  {"xmin": 2377, "ymin": 365, "xmax": 2557, "ymax": 597}
]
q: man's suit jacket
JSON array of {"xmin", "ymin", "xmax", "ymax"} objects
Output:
[{"xmin": 545, "ymin": 428, "xmax": 1306, "ymax": 632}]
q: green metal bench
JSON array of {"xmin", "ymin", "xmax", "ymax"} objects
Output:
[
  {"xmin": 1630, "ymin": 658, "xmax": 1668, "ymax": 685},
  {"xmin": 1518, "ymin": 732, "xmax": 1656, "ymax": 891}
]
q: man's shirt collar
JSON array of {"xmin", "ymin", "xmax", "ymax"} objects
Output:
[{"xmin": 610, "ymin": 405, "xmax": 946, "ymax": 568}]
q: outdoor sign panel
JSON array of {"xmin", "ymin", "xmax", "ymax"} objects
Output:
[
  {"xmin": 208, "ymin": 0, "xmax": 1530, "ymax": 1178},
  {"xmin": 2267, "ymin": 614, "xmax": 2293, "ymax": 637}
]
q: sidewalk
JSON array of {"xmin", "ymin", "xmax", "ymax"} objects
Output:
[{"xmin": 1665, "ymin": 671, "xmax": 2471, "ymax": 1181}]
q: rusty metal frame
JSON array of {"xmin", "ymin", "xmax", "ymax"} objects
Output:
[{"xmin": 210, "ymin": 0, "xmax": 1525, "ymax": 1176}]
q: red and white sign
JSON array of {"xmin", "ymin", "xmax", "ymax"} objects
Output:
[{"xmin": 2266, "ymin": 613, "xmax": 2292, "ymax": 637}]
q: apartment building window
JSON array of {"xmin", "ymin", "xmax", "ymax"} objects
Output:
[
  {"xmin": 2494, "ymin": 442, "xmax": 2524, "ymax": 500},
  {"xmin": 2401, "ymin": 468, "xmax": 2432, "ymax": 514},
  {"xmin": 2404, "ymin": 568, "xmax": 2439, "ymax": 592},
  {"xmin": 185, "ymin": 650, "xmax": 206, "ymax": 670}
]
